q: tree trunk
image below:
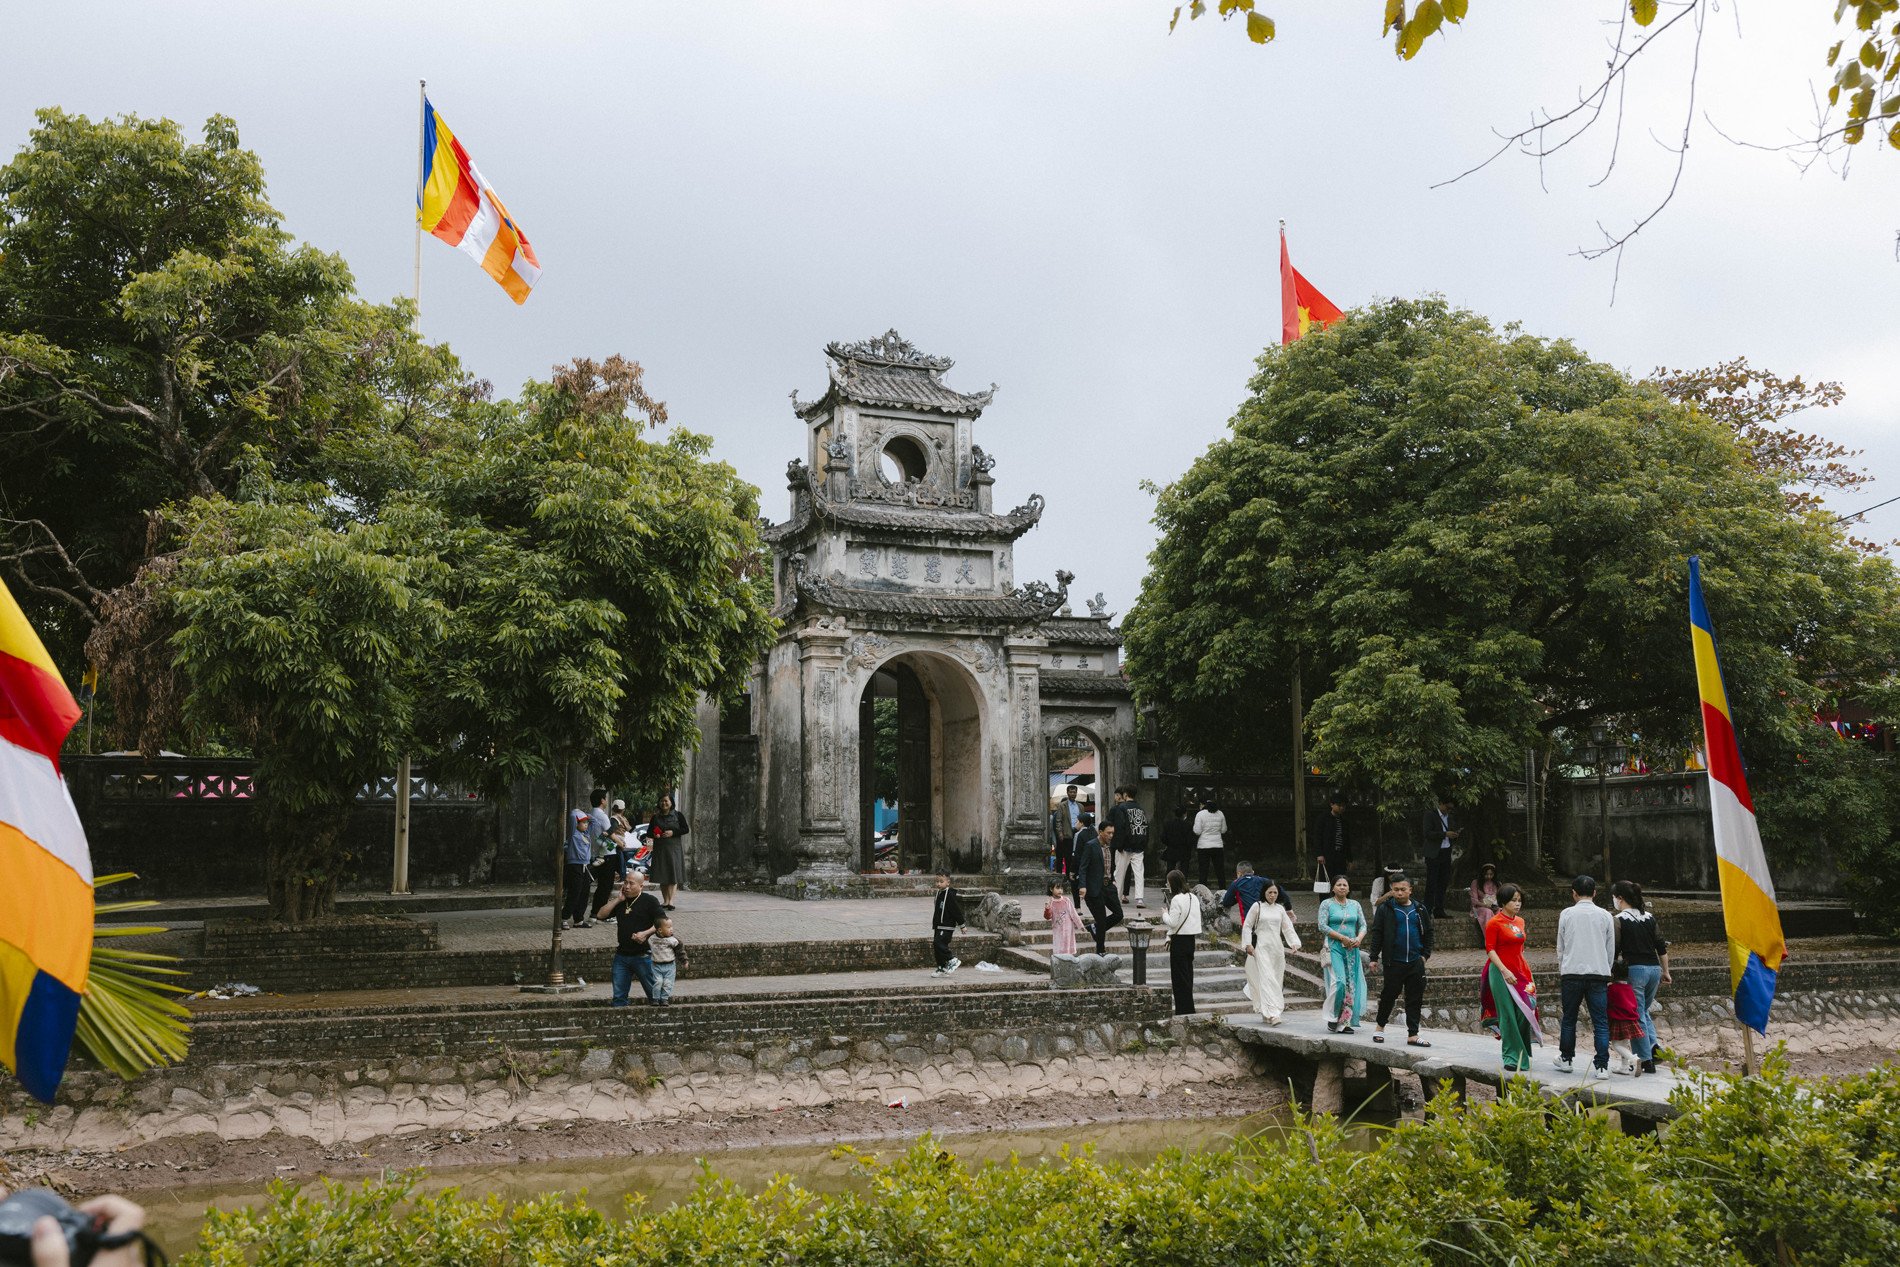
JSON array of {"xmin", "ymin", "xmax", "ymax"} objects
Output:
[{"xmin": 265, "ymin": 802, "xmax": 352, "ymax": 924}]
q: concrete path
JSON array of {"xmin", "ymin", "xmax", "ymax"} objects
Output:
[
  {"xmin": 186, "ymin": 962, "xmax": 1044, "ymax": 1017},
  {"xmin": 1228, "ymin": 1008, "xmax": 1692, "ymax": 1123}
]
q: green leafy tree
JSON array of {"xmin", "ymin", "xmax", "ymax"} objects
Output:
[
  {"xmin": 151, "ymin": 357, "xmax": 774, "ymax": 923},
  {"xmin": 1122, "ymin": 298, "xmax": 1900, "ymax": 841},
  {"xmin": 164, "ymin": 495, "xmax": 450, "ymax": 922},
  {"xmin": 0, "ymin": 108, "xmax": 467, "ymax": 679},
  {"xmin": 414, "ymin": 355, "xmax": 775, "ymax": 797}
]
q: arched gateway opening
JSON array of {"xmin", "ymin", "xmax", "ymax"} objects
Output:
[{"xmin": 858, "ymin": 652, "xmax": 987, "ymax": 875}]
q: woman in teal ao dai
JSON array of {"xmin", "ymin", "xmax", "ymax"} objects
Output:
[{"xmin": 1317, "ymin": 873, "xmax": 1366, "ymax": 1033}]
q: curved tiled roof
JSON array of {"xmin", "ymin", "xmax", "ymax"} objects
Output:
[
  {"xmin": 1038, "ymin": 670, "xmax": 1132, "ymax": 697},
  {"xmin": 792, "ymin": 330, "xmax": 995, "ymax": 419},
  {"xmin": 1042, "ymin": 616, "xmax": 1123, "ymax": 647},
  {"xmin": 763, "ymin": 491, "xmax": 1045, "ymax": 544},
  {"xmin": 786, "ymin": 559, "xmax": 1073, "ymax": 631}
]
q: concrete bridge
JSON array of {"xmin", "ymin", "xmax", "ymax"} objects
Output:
[{"xmin": 1230, "ymin": 1012, "xmax": 1689, "ymax": 1134}]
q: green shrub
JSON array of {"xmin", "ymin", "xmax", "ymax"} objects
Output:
[{"xmin": 175, "ymin": 1060, "xmax": 1900, "ymax": 1266}]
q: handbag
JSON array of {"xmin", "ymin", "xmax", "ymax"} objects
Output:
[{"xmin": 1311, "ymin": 859, "xmax": 1331, "ymax": 895}]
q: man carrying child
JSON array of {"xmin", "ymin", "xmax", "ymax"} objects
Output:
[{"xmin": 597, "ymin": 870, "xmax": 665, "ymax": 1006}]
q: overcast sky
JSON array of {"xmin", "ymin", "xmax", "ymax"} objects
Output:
[{"xmin": 6, "ymin": 3, "xmax": 1896, "ymax": 614}]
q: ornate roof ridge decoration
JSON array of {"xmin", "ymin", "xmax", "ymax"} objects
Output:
[
  {"xmin": 792, "ymin": 329, "xmax": 997, "ymax": 419},
  {"xmin": 761, "ymin": 488, "xmax": 1046, "ymax": 544},
  {"xmin": 825, "ymin": 330, "xmax": 954, "ymax": 371},
  {"xmin": 784, "ymin": 555, "xmax": 1073, "ymax": 630}
]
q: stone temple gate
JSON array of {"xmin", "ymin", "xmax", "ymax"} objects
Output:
[{"xmin": 678, "ymin": 332, "xmax": 1138, "ymax": 896}]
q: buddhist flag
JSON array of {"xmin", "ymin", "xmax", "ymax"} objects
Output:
[
  {"xmin": 1280, "ymin": 226, "xmax": 1344, "ymax": 343},
  {"xmin": 0, "ymin": 578, "xmax": 93, "ymax": 1102},
  {"xmin": 1688, "ymin": 556, "xmax": 1785, "ymax": 1035},
  {"xmin": 417, "ymin": 97, "xmax": 542, "ymax": 304}
]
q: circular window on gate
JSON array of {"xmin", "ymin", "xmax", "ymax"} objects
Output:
[{"xmin": 877, "ymin": 435, "xmax": 930, "ymax": 484}]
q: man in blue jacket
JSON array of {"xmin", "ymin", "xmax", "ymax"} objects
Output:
[
  {"xmin": 562, "ymin": 809, "xmax": 592, "ymax": 929},
  {"xmin": 1368, "ymin": 875, "xmax": 1435, "ymax": 1046}
]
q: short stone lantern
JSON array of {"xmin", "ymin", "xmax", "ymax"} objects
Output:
[{"xmin": 1124, "ymin": 917, "xmax": 1153, "ymax": 986}]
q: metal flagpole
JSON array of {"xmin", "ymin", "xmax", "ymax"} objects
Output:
[
  {"xmin": 412, "ymin": 78, "xmax": 426, "ymax": 333},
  {"xmin": 392, "ymin": 78, "xmax": 426, "ymax": 894}
]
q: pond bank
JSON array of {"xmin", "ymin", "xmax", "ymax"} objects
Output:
[{"xmin": 10, "ymin": 1075, "xmax": 1289, "ymax": 1210}]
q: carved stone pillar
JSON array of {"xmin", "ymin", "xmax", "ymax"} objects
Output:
[
  {"xmin": 824, "ymin": 436, "xmax": 853, "ymax": 501},
  {"xmin": 778, "ymin": 619, "xmax": 865, "ymax": 898},
  {"xmin": 1000, "ymin": 640, "xmax": 1048, "ymax": 885}
]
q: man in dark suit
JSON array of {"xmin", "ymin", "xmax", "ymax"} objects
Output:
[
  {"xmin": 1078, "ymin": 821, "xmax": 1124, "ymax": 954},
  {"xmin": 1420, "ymin": 796, "xmax": 1462, "ymax": 918},
  {"xmin": 1315, "ymin": 791, "xmax": 1351, "ymax": 880}
]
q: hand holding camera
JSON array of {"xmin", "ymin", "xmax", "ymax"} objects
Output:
[{"xmin": 0, "ymin": 1187, "xmax": 159, "ymax": 1267}]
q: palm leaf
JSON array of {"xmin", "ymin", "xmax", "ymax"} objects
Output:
[{"xmin": 74, "ymin": 872, "xmax": 192, "ymax": 1079}]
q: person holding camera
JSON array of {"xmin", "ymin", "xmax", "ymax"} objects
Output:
[{"xmin": 0, "ymin": 1185, "xmax": 156, "ymax": 1266}]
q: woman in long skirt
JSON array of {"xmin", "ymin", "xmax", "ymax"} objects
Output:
[
  {"xmin": 1162, "ymin": 869, "xmax": 1201, "ymax": 1015},
  {"xmin": 1316, "ymin": 873, "xmax": 1366, "ymax": 1034},
  {"xmin": 1241, "ymin": 880, "xmax": 1300, "ymax": 1024},
  {"xmin": 1479, "ymin": 883, "xmax": 1540, "ymax": 1072}
]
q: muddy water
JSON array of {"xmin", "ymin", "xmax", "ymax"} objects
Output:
[{"xmin": 141, "ymin": 1110, "xmax": 1296, "ymax": 1250}]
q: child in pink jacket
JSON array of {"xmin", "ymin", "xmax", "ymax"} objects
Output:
[{"xmin": 1045, "ymin": 878, "xmax": 1086, "ymax": 956}]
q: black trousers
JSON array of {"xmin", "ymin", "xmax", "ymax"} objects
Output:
[
  {"xmin": 933, "ymin": 928, "xmax": 955, "ymax": 968},
  {"xmin": 1087, "ymin": 890, "xmax": 1124, "ymax": 954},
  {"xmin": 1376, "ymin": 958, "xmax": 1427, "ymax": 1035},
  {"xmin": 1425, "ymin": 848, "xmax": 1452, "ymax": 915},
  {"xmin": 590, "ymin": 859, "xmax": 619, "ymax": 914},
  {"xmin": 1195, "ymin": 848, "xmax": 1223, "ymax": 886},
  {"xmin": 563, "ymin": 863, "xmax": 591, "ymax": 923},
  {"xmin": 1169, "ymin": 934, "xmax": 1197, "ymax": 1015}
]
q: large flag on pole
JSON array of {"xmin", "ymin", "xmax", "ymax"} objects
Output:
[
  {"xmin": 0, "ymin": 578, "xmax": 93, "ymax": 1101},
  {"xmin": 417, "ymin": 97, "xmax": 542, "ymax": 304},
  {"xmin": 1280, "ymin": 225, "xmax": 1344, "ymax": 344},
  {"xmin": 1687, "ymin": 556, "xmax": 1785, "ymax": 1035}
]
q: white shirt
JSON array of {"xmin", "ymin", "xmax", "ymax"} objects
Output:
[
  {"xmin": 1164, "ymin": 891, "xmax": 1202, "ymax": 937},
  {"xmin": 1557, "ymin": 899, "xmax": 1616, "ymax": 977},
  {"xmin": 1191, "ymin": 809, "xmax": 1227, "ymax": 849}
]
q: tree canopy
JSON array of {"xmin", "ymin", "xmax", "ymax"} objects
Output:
[
  {"xmin": 153, "ymin": 362, "xmax": 775, "ymax": 920},
  {"xmin": 1174, "ymin": 0, "xmax": 1899, "ymax": 151},
  {"xmin": 1121, "ymin": 298, "xmax": 1900, "ymax": 841},
  {"xmin": 6, "ymin": 110, "xmax": 776, "ymax": 921},
  {"xmin": 0, "ymin": 109, "xmax": 466, "ymax": 671}
]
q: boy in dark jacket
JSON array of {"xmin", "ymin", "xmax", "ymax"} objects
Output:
[
  {"xmin": 1368, "ymin": 875, "xmax": 1435, "ymax": 1046},
  {"xmin": 931, "ymin": 873, "xmax": 966, "ymax": 976}
]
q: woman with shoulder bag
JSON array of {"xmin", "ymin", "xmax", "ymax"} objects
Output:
[{"xmin": 1162, "ymin": 870, "xmax": 1201, "ymax": 1015}]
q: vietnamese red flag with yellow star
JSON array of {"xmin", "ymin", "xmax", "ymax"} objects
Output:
[{"xmin": 1279, "ymin": 227, "xmax": 1344, "ymax": 343}]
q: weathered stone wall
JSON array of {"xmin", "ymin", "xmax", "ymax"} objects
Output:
[
  {"xmin": 201, "ymin": 917, "xmax": 438, "ymax": 958},
  {"xmin": 69, "ymin": 758, "xmax": 562, "ymax": 899},
  {"xmin": 178, "ymin": 933, "xmax": 1007, "ymax": 995},
  {"xmin": 2, "ymin": 993, "xmax": 1247, "ymax": 1154}
]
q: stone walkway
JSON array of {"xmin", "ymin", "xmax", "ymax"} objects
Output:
[
  {"xmin": 186, "ymin": 962, "xmax": 1041, "ymax": 1017},
  {"xmin": 1229, "ymin": 1009, "xmax": 1692, "ymax": 1122}
]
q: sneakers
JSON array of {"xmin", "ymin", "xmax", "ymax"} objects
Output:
[
  {"xmin": 930, "ymin": 966, "xmax": 947, "ymax": 977},
  {"xmin": 1553, "ymin": 1056, "xmax": 1575, "ymax": 1073},
  {"xmin": 560, "ymin": 918, "xmax": 573, "ymax": 930},
  {"xmin": 1641, "ymin": 1059, "xmax": 1658, "ymax": 1074},
  {"xmin": 946, "ymin": 957, "xmax": 961, "ymax": 973}
]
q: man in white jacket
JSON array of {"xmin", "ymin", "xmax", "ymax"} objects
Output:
[{"xmin": 1554, "ymin": 874, "xmax": 1616, "ymax": 1074}]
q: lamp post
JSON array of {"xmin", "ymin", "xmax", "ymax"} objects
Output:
[
  {"xmin": 1580, "ymin": 724, "xmax": 1628, "ymax": 886},
  {"xmin": 1125, "ymin": 917, "xmax": 1153, "ymax": 986}
]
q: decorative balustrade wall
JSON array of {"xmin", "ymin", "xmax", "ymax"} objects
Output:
[{"xmin": 65, "ymin": 757, "xmax": 560, "ymax": 899}]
